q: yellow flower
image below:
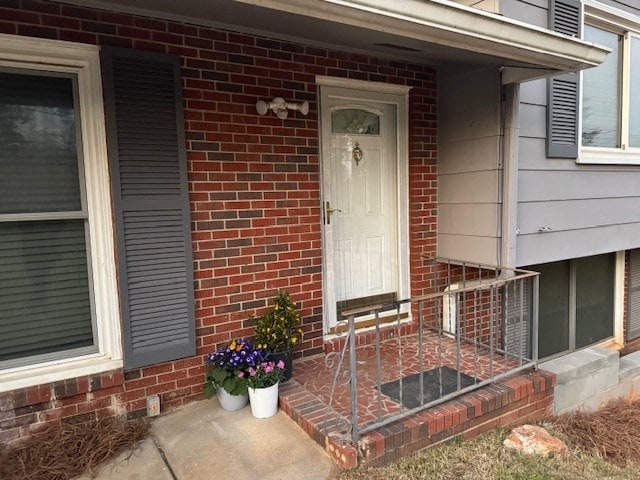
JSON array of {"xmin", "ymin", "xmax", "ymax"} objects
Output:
[
  {"xmin": 230, "ymin": 340, "xmax": 236, "ymax": 350},
  {"xmin": 291, "ymin": 337, "xmax": 298, "ymax": 344}
]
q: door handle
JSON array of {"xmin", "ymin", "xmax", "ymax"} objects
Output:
[{"xmin": 325, "ymin": 201, "xmax": 342, "ymax": 225}]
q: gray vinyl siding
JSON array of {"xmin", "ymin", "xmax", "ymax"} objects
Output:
[
  {"xmin": 437, "ymin": 66, "xmax": 502, "ymax": 265},
  {"xmin": 501, "ymin": 0, "xmax": 547, "ymax": 26},
  {"xmin": 499, "ymin": 0, "xmax": 640, "ymax": 266},
  {"xmin": 596, "ymin": 0, "xmax": 640, "ymax": 15}
]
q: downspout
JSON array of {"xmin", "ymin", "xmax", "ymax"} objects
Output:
[{"xmin": 499, "ymin": 78, "xmax": 520, "ymax": 271}]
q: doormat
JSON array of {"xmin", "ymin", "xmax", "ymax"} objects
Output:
[{"xmin": 380, "ymin": 366, "xmax": 477, "ymax": 409}]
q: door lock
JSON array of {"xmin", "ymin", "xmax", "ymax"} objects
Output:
[{"xmin": 325, "ymin": 201, "xmax": 342, "ymax": 225}]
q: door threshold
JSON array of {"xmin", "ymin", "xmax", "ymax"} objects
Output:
[
  {"xmin": 327, "ymin": 312, "xmax": 410, "ymax": 335},
  {"xmin": 323, "ymin": 316, "xmax": 416, "ymax": 353}
]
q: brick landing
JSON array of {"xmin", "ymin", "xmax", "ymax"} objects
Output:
[{"xmin": 278, "ymin": 333, "xmax": 556, "ymax": 469}]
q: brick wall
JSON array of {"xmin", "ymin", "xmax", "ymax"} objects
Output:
[{"xmin": 0, "ymin": 0, "xmax": 437, "ymax": 442}]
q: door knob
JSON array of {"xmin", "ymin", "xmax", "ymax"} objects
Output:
[{"xmin": 325, "ymin": 201, "xmax": 342, "ymax": 225}]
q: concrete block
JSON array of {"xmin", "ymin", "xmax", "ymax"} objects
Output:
[
  {"xmin": 540, "ymin": 347, "xmax": 619, "ymax": 386},
  {"xmin": 619, "ymin": 352, "xmax": 640, "ymax": 382},
  {"xmin": 581, "ymin": 382, "xmax": 632, "ymax": 413},
  {"xmin": 593, "ymin": 363, "xmax": 621, "ymax": 392},
  {"xmin": 552, "ymin": 375, "xmax": 595, "ymax": 414}
]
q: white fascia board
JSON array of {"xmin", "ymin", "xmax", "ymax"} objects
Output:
[
  {"xmin": 585, "ymin": 0, "xmax": 640, "ymax": 34},
  {"xmin": 237, "ymin": 0, "xmax": 609, "ymax": 72}
]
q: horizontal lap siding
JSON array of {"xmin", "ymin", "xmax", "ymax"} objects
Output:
[
  {"xmin": 437, "ymin": 66, "xmax": 501, "ymax": 265},
  {"xmin": 504, "ymin": 0, "xmax": 640, "ymax": 266}
]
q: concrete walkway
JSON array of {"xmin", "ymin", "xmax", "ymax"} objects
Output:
[{"xmin": 80, "ymin": 400, "xmax": 339, "ymax": 480}]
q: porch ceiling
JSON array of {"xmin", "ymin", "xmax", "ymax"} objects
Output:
[{"xmin": 66, "ymin": 0, "xmax": 608, "ymax": 78}]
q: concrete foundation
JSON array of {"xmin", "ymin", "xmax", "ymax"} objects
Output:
[{"xmin": 540, "ymin": 347, "xmax": 640, "ymax": 415}]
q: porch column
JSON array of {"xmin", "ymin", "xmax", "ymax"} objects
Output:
[{"xmin": 500, "ymin": 81, "xmax": 520, "ymax": 270}]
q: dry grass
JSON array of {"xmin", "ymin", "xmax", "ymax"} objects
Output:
[
  {"xmin": 0, "ymin": 417, "xmax": 149, "ymax": 480},
  {"xmin": 340, "ymin": 399, "xmax": 640, "ymax": 480},
  {"xmin": 551, "ymin": 398, "xmax": 640, "ymax": 467}
]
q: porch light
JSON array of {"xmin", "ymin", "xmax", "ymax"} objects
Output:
[{"xmin": 256, "ymin": 97, "xmax": 309, "ymax": 119}]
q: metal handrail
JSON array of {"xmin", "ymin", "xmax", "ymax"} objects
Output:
[{"xmin": 324, "ymin": 257, "xmax": 540, "ymax": 445}]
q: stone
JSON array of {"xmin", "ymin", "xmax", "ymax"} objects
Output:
[{"xmin": 503, "ymin": 425, "xmax": 568, "ymax": 457}]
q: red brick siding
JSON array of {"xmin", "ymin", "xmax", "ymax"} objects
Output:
[
  {"xmin": 280, "ymin": 369, "xmax": 556, "ymax": 468},
  {"xmin": 0, "ymin": 0, "xmax": 437, "ymax": 442}
]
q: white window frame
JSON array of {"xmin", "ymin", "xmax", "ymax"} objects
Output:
[
  {"xmin": 580, "ymin": 1, "xmax": 640, "ymax": 165},
  {"xmin": 0, "ymin": 34, "xmax": 122, "ymax": 392}
]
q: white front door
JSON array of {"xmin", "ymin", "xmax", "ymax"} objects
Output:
[{"xmin": 320, "ymin": 83, "xmax": 408, "ymax": 330}]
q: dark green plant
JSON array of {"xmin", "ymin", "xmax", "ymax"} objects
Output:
[{"xmin": 253, "ymin": 291, "xmax": 303, "ymax": 353}]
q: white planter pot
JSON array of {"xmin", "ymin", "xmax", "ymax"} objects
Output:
[
  {"xmin": 216, "ymin": 388, "xmax": 249, "ymax": 411},
  {"xmin": 248, "ymin": 383, "xmax": 279, "ymax": 418}
]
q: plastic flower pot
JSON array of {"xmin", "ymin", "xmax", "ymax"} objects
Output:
[
  {"xmin": 248, "ymin": 382, "xmax": 279, "ymax": 418},
  {"xmin": 216, "ymin": 388, "xmax": 249, "ymax": 411}
]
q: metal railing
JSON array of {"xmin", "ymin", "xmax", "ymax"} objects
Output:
[{"xmin": 324, "ymin": 257, "xmax": 540, "ymax": 444}]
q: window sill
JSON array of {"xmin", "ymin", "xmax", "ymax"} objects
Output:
[
  {"xmin": 0, "ymin": 354, "xmax": 123, "ymax": 393},
  {"xmin": 578, "ymin": 147, "xmax": 640, "ymax": 165}
]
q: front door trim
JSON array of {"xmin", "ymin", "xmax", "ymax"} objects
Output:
[{"xmin": 317, "ymin": 76, "xmax": 411, "ymax": 333}]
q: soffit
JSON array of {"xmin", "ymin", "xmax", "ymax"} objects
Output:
[{"xmin": 60, "ymin": 0, "xmax": 609, "ymax": 78}]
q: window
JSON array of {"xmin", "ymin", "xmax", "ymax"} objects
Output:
[
  {"xmin": 582, "ymin": 26, "xmax": 621, "ymax": 148},
  {"xmin": 0, "ymin": 35, "xmax": 121, "ymax": 390},
  {"xmin": 580, "ymin": 8, "xmax": 640, "ymax": 164},
  {"xmin": 331, "ymin": 108, "xmax": 380, "ymax": 134},
  {"xmin": 0, "ymin": 71, "xmax": 97, "ymax": 366},
  {"xmin": 530, "ymin": 254, "xmax": 615, "ymax": 359}
]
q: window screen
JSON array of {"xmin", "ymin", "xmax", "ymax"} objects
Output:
[
  {"xmin": 0, "ymin": 70, "xmax": 94, "ymax": 367},
  {"xmin": 582, "ymin": 26, "xmax": 622, "ymax": 148}
]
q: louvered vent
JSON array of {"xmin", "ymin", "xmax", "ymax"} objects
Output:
[
  {"xmin": 504, "ymin": 280, "xmax": 531, "ymax": 359},
  {"xmin": 551, "ymin": 0, "xmax": 581, "ymax": 37},
  {"xmin": 628, "ymin": 250, "xmax": 640, "ymax": 340}
]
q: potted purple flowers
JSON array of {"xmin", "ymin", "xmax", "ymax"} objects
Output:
[{"xmin": 203, "ymin": 339, "xmax": 257, "ymax": 411}]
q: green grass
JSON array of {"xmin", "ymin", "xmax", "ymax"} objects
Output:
[{"xmin": 338, "ymin": 428, "xmax": 640, "ymax": 480}]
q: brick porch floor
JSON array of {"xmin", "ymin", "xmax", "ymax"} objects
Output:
[{"xmin": 278, "ymin": 328, "xmax": 555, "ymax": 468}]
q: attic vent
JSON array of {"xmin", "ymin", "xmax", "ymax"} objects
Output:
[
  {"xmin": 550, "ymin": 0, "xmax": 581, "ymax": 37},
  {"xmin": 373, "ymin": 43, "xmax": 421, "ymax": 52}
]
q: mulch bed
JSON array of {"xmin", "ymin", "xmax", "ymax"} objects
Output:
[
  {"xmin": 551, "ymin": 398, "xmax": 640, "ymax": 466},
  {"xmin": 0, "ymin": 417, "xmax": 149, "ymax": 480}
]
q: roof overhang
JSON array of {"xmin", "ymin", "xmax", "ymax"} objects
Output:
[{"xmin": 61, "ymin": 0, "xmax": 609, "ymax": 81}]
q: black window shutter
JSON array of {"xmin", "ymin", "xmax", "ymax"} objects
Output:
[
  {"xmin": 628, "ymin": 250, "xmax": 640, "ymax": 340},
  {"xmin": 101, "ymin": 47, "xmax": 196, "ymax": 369},
  {"xmin": 547, "ymin": 0, "xmax": 582, "ymax": 158}
]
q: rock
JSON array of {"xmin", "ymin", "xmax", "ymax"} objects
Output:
[{"xmin": 503, "ymin": 425, "xmax": 568, "ymax": 457}]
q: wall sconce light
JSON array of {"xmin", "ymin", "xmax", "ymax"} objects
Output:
[{"xmin": 256, "ymin": 97, "xmax": 309, "ymax": 120}]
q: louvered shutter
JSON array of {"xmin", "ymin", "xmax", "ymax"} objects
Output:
[
  {"xmin": 101, "ymin": 48, "xmax": 196, "ymax": 369},
  {"xmin": 628, "ymin": 250, "xmax": 640, "ymax": 340},
  {"xmin": 547, "ymin": 0, "xmax": 582, "ymax": 158}
]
